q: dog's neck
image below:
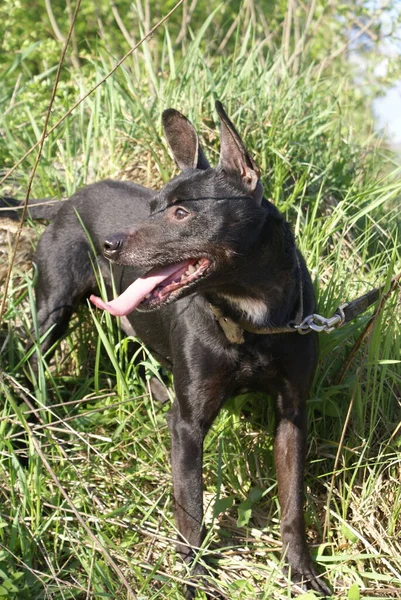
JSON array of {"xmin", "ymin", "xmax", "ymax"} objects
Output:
[
  {"xmin": 205, "ymin": 202, "xmax": 307, "ymax": 332},
  {"xmin": 214, "ymin": 293, "xmax": 270, "ymax": 327},
  {"xmin": 206, "ymin": 256, "xmax": 304, "ymax": 331}
]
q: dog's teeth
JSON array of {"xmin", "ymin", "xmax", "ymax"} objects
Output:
[
  {"xmin": 145, "ymin": 293, "xmax": 151, "ymax": 299},
  {"xmin": 186, "ymin": 265, "xmax": 196, "ymax": 275}
]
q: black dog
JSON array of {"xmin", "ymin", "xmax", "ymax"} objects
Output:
[{"xmin": 8, "ymin": 102, "xmax": 330, "ymax": 597}]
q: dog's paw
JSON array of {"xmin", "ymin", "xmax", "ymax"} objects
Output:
[
  {"xmin": 185, "ymin": 584, "xmax": 197, "ymax": 600},
  {"xmin": 184, "ymin": 564, "xmax": 225, "ymax": 600},
  {"xmin": 284, "ymin": 556, "xmax": 332, "ymax": 597},
  {"xmin": 185, "ymin": 564, "xmax": 208, "ymax": 599},
  {"xmin": 185, "ymin": 586, "xmax": 225, "ymax": 600}
]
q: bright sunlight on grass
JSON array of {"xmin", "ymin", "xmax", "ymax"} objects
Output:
[{"xmin": 0, "ymin": 1, "xmax": 400, "ymax": 599}]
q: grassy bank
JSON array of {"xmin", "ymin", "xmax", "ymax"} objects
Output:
[{"xmin": 0, "ymin": 5, "xmax": 401, "ymax": 600}]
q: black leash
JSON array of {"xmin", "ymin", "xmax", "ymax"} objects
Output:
[{"xmin": 293, "ymin": 284, "xmax": 390, "ymax": 334}]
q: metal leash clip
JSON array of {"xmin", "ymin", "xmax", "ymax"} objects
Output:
[{"xmin": 293, "ymin": 304, "xmax": 347, "ymax": 335}]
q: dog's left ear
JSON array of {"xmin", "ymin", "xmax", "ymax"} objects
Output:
[
  {"xmin": 216, "ymin": 101, "xmax": 263, "ymax": 202},
  {"xmin": 162, "ymin": 109, "xmax": 210, "ymax": 171}
]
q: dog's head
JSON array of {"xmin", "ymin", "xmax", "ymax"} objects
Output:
[{"xmin": 91, "ymin": 102, "xmax": 274, "ymax": 316}]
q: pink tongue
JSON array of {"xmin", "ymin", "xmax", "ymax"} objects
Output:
[{"xmin": 90, "ymin": 262, "xmax": 188, "ymax": 317}]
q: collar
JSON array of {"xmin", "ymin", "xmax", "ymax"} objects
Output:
[
  {"xmin": 209, "ymin": 303, "xmax": 298, "ymax": 344},
  {"xmin": 209, "ymin": 254, "xmax": 305, "ymax": 344}
]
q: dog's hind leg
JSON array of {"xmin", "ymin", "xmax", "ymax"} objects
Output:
[
  {"xmin": 31, "ymin": 297, "xmax": 73, "ymax": 370},
  {"xmin": 29, "ymin": 235, "xmax": 99, "ymax": 371}
]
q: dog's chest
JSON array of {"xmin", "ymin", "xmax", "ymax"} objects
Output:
[{"xmin": 232, "ymin": 341, "xmax": 279, "ymax": 390}]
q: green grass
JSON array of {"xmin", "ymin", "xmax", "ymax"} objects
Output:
[{"xmin": 1, "ymin": 8, "xmax": 401, "ymax": 600}]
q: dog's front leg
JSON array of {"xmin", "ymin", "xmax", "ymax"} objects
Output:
[
  {"xmin": 167, "ymin": 374, "xmax": 227, "ymax": 599},
  {"xmin": 168, "ymin": 401, "xmax": 205, "ymax": 557},
  {"xmin": 274, "ymin": 392, "xmax": 330, "ymax": 596}
]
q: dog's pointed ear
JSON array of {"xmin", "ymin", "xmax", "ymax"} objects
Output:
[
  {"xmin": 216, "ymin": 101, "xmax": 262, "ymax": 200},
  {"xmin": 162, "ymin": 109, "xmax": 210, "ymax": 171}
]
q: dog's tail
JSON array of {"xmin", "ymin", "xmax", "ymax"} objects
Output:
[{"xmin": 0, "ymin": 197, "xmax": 65, "ymax": 221}]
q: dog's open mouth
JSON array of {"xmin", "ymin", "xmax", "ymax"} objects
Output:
[{"xmin": 90, "ymin": 257, "xmax": 210, "ymax": 317}]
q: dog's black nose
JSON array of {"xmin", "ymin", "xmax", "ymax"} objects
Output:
[{"xmin": 103, "ymin": 233, "xmax": 124, "ymax": 258}]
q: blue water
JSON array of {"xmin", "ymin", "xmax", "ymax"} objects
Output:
[
  {"xmin": 367, "ymin": 1, "xmax": 401, "ymax": 152},
  {"xmin": 373, "ymin": 83, "xmax": 401, "ymax": 151}
]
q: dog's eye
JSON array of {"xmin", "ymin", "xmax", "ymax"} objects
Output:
[{"xmin": 174, "ymin": 207, "xmax": 190, "ymax": 220}]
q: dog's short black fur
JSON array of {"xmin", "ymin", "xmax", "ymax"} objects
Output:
[{"xmin": 6, "ymin": 102, "xmax": 330, "ymax": 597}]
